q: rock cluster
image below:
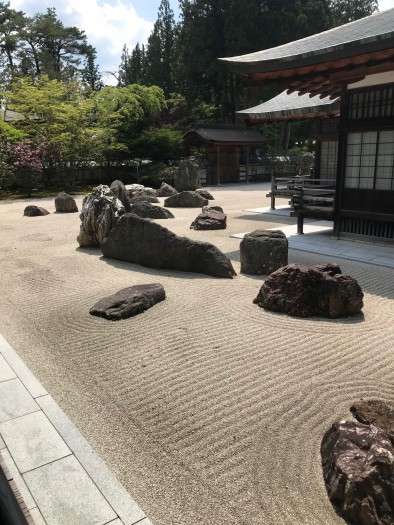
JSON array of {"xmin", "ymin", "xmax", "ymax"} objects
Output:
[
  {"xmin": 254, "ymin": 262, "xmax": 363, "ymax": 318},
  {"xmin": 240, "ymin": 230, "xmax": 288, "ymax": 275},
  {"xmin": 129, "ymin": 201, "xmax": 174, "ymax": 219},
  {"xmin": 23, "ymin": 205, "xmax": 49, "ymax": 217},
  {"xmin": 164, "ymin": 191, "xmax": 208, "ymax": 208},
  {"xmin": 173, "ymin": 159, "xmax": 201, "ymax": 191},
  {"xmin": 55, "ymin": 192, "xmax": 78, "ymax": 213},
  {"xmin": 100, "ymin": 213, "xmax": 236, "ymax": 279},
  {"xmin": 156, "ymin": 182, "xmax": 177, "ymax": 197},
  {"xmin": 190, "ymin": 207, "xmax": 226, "ymax": 230},
  {"xmin": 90, "ymin": 283, "xmax": 165, "ymax": 321},
  {"xmin": 77, "ymin": 185, "xmax": 125, "ymax": 247},
  {"xmin": 321, "ymin": 412, "xmax": 394, "ymax": 525}
]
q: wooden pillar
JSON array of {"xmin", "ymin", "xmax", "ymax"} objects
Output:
[
  {"xmin": 245, "ymin": 145, "xmax": 250, "ymax": 183},
  {"xmin": 216, "ymin": 144, "xmax": 221, "ymax": 185}
]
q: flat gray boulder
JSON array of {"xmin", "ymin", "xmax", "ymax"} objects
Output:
[
  {"xmin": 55, "ymin": 192, "xmax": 78, "ymax": 213},
  {"xmin": 156, "ymin": 182, "xmax": 177, "ymax": 197},
  {"xmin": 24, "ymin": 205, "xmax": 49, "ymax": 217},
  {"xmin": 190, "ymin": 207, "xmax": 226, "ymax": 230},
  {"xmin": 164, "ymin": 191, "xmax": 208, "ymax": 208},
  {"xmin": 77, "ymin": 185, "xmax": 125, "ymax": 247},
  {"xmin": 101, "ymin": 213, "xmax": 236, "ymax": 279},
  {"xmin": 130, "ymin": 194, "xmax": 160, "ymax": 204},
  {"xmin": 129, "ymin": 201, "xmax": 174, "ymax": 219},
  {"xmin": 89, "ymin": 283, "xmax": 165, "ymax": 321},
  {"xmin": 321, "ymin": 420, "xmax": 394, "ymax": 525}
]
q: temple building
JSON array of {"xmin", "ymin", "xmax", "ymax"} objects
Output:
[{"xmin": 220, "ymin": 8, "xmax": 394, "ymax": 242}]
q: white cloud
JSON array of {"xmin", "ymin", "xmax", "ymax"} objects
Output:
[
  {"xmin": 9, "ymin": 0, "xmax": 154, "ymax": 83},
  {"xmin": 379, "ymin": 0, "xmax": 394, "ymax": 11}
]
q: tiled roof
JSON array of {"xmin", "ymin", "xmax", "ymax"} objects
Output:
[
  {"xmin": 237, "ymin": 91, "xmax": 340, "ymax": 121},
  {"xmin": 220, "ymin": 8, "xmax": 394, "ymax": 74},
  {"xmin": 183, "ymin": 124, "xmax": 267, "ymax": 144}
]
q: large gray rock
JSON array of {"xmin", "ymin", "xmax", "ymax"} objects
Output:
[
  {"xmin": 164, "ymin": 191, "xmax": 208, "ymax": 208},
  {"xmin": 110, "ymin": 180, "xmax": 131, "ymax": 212},
  {"xmin": 55, "ymin": 192, "xmax": 78, "ymax": 213},
  {"xmin": 129, "ymin": 201, "xmax": 174, "ymax": 219},
  {"xmin": 351, "ymin": 400, "xmax": 394, "ymax": 445},
  {"xmin": 130, "ymin": 194, "xmax": 160, "ymax": 204},
  {"xmin": 156, "ymin": 182, "xmax": 177, "ymax": 197},
  {"xmin": 89, "ymin": 283, "xmax": 165, "ymax": 321},
  {"xmin": 253, "ymin": 263, "xmax": 363, "ymax": 318},
  {"xmin": 174, "ymin": 159, "xmax": 201, "ymax": 191},
  {"xmin": 321, "ymin": 420, "xmax": 394, "ymax": 525},
  {"xmin": 241, "ymin": 230, "xmax": 288, "ymax": 275},
  {"xmin": 24, "ymin": 205, "xmax": 49, "ymax": 217},
  {"xmin": 101, "ymin": 213, "xmax": 236, "ymax": 279},
  {"xmin": 77, "ymin": 185, "xmax": 125, "ymax": 248},
  {"xmin": 126, "ymin": 184, "xmax": 156, "ymax": 199},
  {"xmin": 190, "ymin": 207, "xmax": 227, "ymax": 230}
]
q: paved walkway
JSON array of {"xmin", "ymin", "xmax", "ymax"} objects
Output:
[
  {"xmin": 0, "ymin": 335, "xmax": 152, "ymax": 525},
  {"xmin": 233, "ymin": 206, "xmax": 394, "ymax": 269}
]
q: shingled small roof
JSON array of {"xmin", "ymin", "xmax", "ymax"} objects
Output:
[
  {"xmin": 236, "ymin": 91, "xmax": 340, "ymax": 122},
  {"xmin": 183, "ymin": 124, "xmax": 267, "ymax": 145}
]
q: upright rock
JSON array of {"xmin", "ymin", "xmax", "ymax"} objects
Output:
[
  {"xmin": 253, "ymin": 263, "xmax": 363, "ymax": 318},
  {"xmin": 190, "ymin": 207, "xmax": 226, "ymax": 230},
  {"xmin": 89, "ymin": 283, "xmax": 165, "ymax": 321},
  {"xmin": 164, "ymin": 191, "xmax": 208, "ymax": 208},
  {"xmin": 24, "ymin": 205, "xmax": 49, "ymax": 217},
  {"xmin": 241, "ymin": 230, "xmax": 288, "ymax": 275},
  {"xmin": 110, "ymin": 180, "xmax": 131, "ymax": 212},
  {"xmin": 77, "ymin": 185, "xmax": 125, "ymax": 247},
  {"xmin": 55, "ymin": 192, "xmax": 78, "ymax": 213},
  {"xmin": 321, "ymin": 421, "xmax": 394, "ymax": 525},
  {"xmin": 156, "ymin": 182, "xmax": 177, "ymax": 197},
  {"xmin": 129, "ymin": 201, "xmax": 174, "ymax": 219},
  {"xmin": 173, "ymin": 159, "xmax": 201, "ymax": 191},
  {"xmin": 101, "ymin": 214, "xmax": 236, "ymax": 279}
]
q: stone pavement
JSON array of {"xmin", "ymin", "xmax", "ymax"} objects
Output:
[{"xmin": 0, "ymin": 335, "xmax": 153, "ymax": 525}]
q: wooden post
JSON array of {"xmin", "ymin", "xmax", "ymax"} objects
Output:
[
  {"xmin": 216, "ymin": 145, "xmax": 221, "ymax": 185},
  {"xmin": 245, "ymin": 146, "xmax": 250, "ymax": 183}
]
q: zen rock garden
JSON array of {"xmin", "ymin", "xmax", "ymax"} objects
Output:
[{"xmin": 321, "ymin": 399, "xmax": 394, "ymax": 525}]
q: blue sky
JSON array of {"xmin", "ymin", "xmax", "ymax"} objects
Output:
[{"xmin": 8, "ymin": 0, "xmax": 394, "ymax": 85}]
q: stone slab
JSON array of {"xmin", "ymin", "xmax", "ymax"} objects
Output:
[
  {"xmin": 0, "ymin": 354, "xmax": 16, "ymax": 382},
  {"xmin": 0, "ymin": 435, "xmax": 5, "ymax": 449},
  {"xmin": 0, "ymin": 335, "xmax": 47, "ymax": 398},
  {"xmin": 23, "ymin": 455, "xmax": 117, "ymax": 525},
  {"xmin": 29, "ymin": 507, "xmax": 47, "ymax": 525},
  {"xmin": 0, "ymin": 411, "xmax": 71, "ymax": 473},
  {"xmin": 0, "ymin": 378, "xmax": 39, "ymax": 423},
  {"xmin": 37, "ymin": 395, "xmax": 147, "ymax": 525}
]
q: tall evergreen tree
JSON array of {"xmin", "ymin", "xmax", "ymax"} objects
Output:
[
  {"xmin": 81, "ymin": 45, "xmax": 103, "ymax": 91},
  {"xmin": 329, "ymin": 0, "xmax": 379, "ymax": 25},
  {"xmin": 144, "ymin": 0, "xmax": 176, "ymax": 96},
  {"xmin": 118, "ymin": 43, "xmax": 146, "ymax": 86}
]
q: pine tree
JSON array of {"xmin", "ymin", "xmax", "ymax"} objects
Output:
[
  {"xmin": 81, "ymin": 45, "xmax": 103, "ymax": 91},
  {"xmin": 329, "ymin": 0, "xmax": 379, "ymax": 25},
  {"xmin": 118, "ymin": 43, "xmax": 146, "ymax": 87}
]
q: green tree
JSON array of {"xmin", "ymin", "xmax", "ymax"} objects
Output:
[
  {"xmin": 118, "ymin": 43, "xmax": 146, "ymax": 86},
  {"xmin": 130, "ymin": 127, "xmax": 183, "ymax": 161},
  {"xmin": 144, "ymin": 0, "xmax": 176, "ymax": 96},
  {"xmin": 329, "ymin": 0, "xmax": 379, "ymax": 25},
  {"xmin": 5, "ymin": 76, "xmax": 101, "ymax": 187},
  {"xmin": 81, "ymin": 45, "xmax": 103, "ymax": 92},
  {"xmin": 19, "ymin": 8, "xmax": 89, "ymax": 81},
  {"xmin": 0, "ymin": 2, "xmax": 26, "ymax": 84}
]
